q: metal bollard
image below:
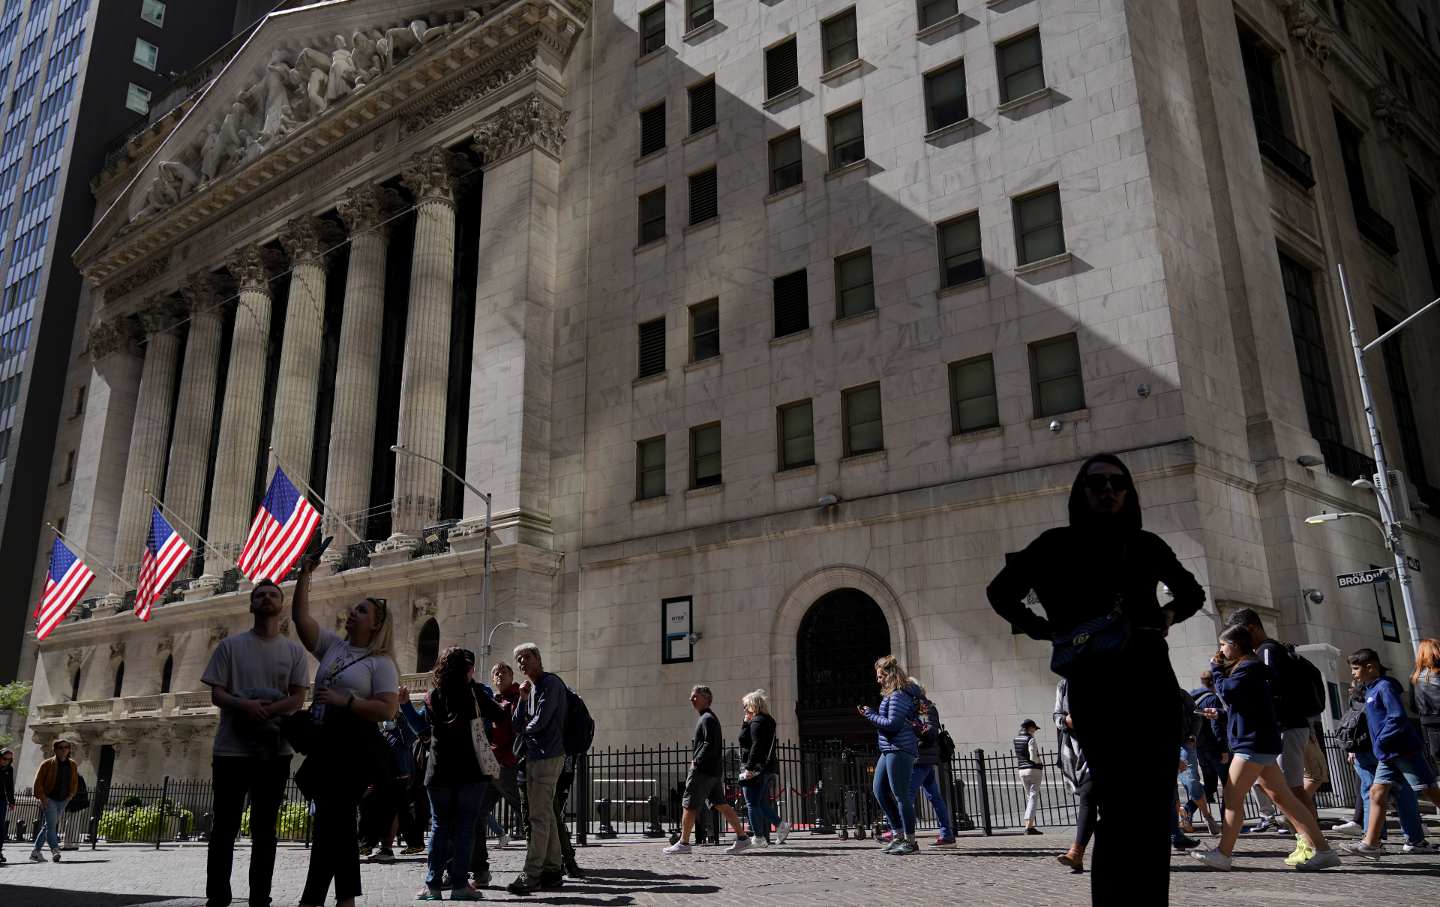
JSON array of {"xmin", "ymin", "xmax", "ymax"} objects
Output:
[
  {"xmin": 974, "ymin": 749, "xmax": 993, "ymax": 836},
  {"xmin": 644, "ymin": 796, "xmax": 666, "ymax": 838},
  {"xmin": 597, "ymin": 798, "xmax": 617, "ymax": 839}
]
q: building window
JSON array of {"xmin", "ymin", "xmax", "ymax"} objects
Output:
[
  {"xmin": 1410, "ymin": 176, "xmax": 1440, "ymax": 296},
  {"xmin": 1279, "ymin": 252, "xmax": 1342, "ymax": 456},
  {"xmin": 1375, "ymin": 309, "xmax": 1428, "ymax": 489},
  {"xmin": 822, "ymin": 8, "xmax": 859, "ymax": 73},
  {"xmin": 73, "ymin": 385, "xmax": 86, "ymax": 416},
  {"xmin": 769, "ymin": 130, "xmax": 802, "ymax": 194},
  {"xmin": 112, "ymin": 662, "xmax": 125, "ymax": 699},
  {"xmin": 60, "ymin": 449, "xmax": 76, "ymax": 484},
  {"xmin": 125, "ymin": 82, "xmax": 151, "ymax": 114},
  {"xmin": 950, "ymin": 355, "xmax": 999, "ymax": 433},
  {"xmin": 1373, "ymin": 563, "xmax": 1401, "ymax": 642},
  {"xmin": 938, "ymin": 213, "xmax": 984, "ymax": 287},
  {"xmin": 1014, "ymin": 186, "xmax": 1066, "ymax": 265},
  {"xmin": 638, "ymin": 187, "xmax": 666, "ymax": 245},
  {"xmin": 640, "ymin": 103, "xmax": 665, "ymax": 157},
  {"xmin": 636, "ymin": 437, "xmax": 666, "ymax": 500},
  {"xmin": 689, "ymin": 167, "xmax": 718, "ymax": 225},
  {"xmin": 416, "ymin": 618, "xmax": 440, "ymax": 673},
  {"xmin": 842, "ymin": 383, "xmax": 884, "ymax": 456},
  {"xmin": 688, "ymin": 78, "xmax": 716, "ymax": 134},
  {"xmin": 140, "ymin": 0, "xmax": 165, "ymax": 27},
  {"xmin": 690, "ymin": 423, "xmax": 722, "ymax": 488},
  {"xmin": 686, "ymin": 0, "xmax": 713, "ymax": 32},
  {"xmin": 637, "ymin": 317, "xmax": 666, "ymax": 378},
  {"xmin": 773, "ymin": 269, "xmax": 809, "ymax": 338},
  {"xmin": 777, "ymin": 400, "xmax": 815, "ymax": 470},
  {"xmin": 826, "ymin": 104, "xmax": 865, "ymax": 170},
  {"xmin": 997, "ymin": 31, "xmax": 1044, "ymax": 103},
  {"xmin": 639, "ymin": 4, "xmax": 665, "ymax": 57},
  {"xmin": 690, "ymin": 300, "xmax": 719, "ymax": 362},
  {"xmin": 70, "ymin": 668, "xmax": 81, "ymax": 701},
  {"xmin": 0, "ymin": 429, "xmax": 10, "ymax": 463},
  {"xmin": 766, "ymin": 37, "xmax": 799, "ymax": 99},
  {"xmin": 918, "ymin": 0, "xmax": 958, "ymax": 29},
  {"xmin": 924, "ymin": 60, "xmax": 968, "ymax": 131},
  {"xmin": 1335, "ymin": 109, "xmax": 1397, "ymax": 254},
  {"xmin": 1237, "ymin": 23, "xmax": 1290, "ymax": 136},
  {"xmin": 160, "ymin": 655, "xmax": 173, "ymax": 694},
  {"xmin": 1030, "ymin": 334, "xmax": 1085, "ymax": 417},
  {"xmin": 835, "ymin": 248, "xmax": 875, "ymax": 318},
  {"xmin": 133, "ymin": 37, "xmax": 159, "ymax": 71}
]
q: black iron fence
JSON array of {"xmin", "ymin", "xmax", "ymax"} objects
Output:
[{"xmin": 0, "ymin": 735, "xmax": 1366, "ymax": 850}]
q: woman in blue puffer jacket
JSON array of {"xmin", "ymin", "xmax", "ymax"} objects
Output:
[{"xmin": 859, "ymin": 655, "xmax": 920, "ymax": 854}]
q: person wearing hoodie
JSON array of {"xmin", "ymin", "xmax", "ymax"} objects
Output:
[
  {"xmin": 1336, "ymin": 681, "xmax": 1429, "ymax": 850},
  {"xmin": 1341, "ymin": 647, "xmax": 1440, "ymax": 859},
  {"xmin": 1053, "ymin": 680, "xmax": 1092, "ymax": 873},
  {"xmin": 1190, "ymin": 672, "xmax": 1228, "ymax": 834},
  {"xmin": 1412, "ymin": 639, "xmax": 1440, "ymax": 768},
  {"xmin": 859, "ymin": 655, "xmax": 920, "ymax": 855},
  {"xmin": 909, "ymin": 682, "xmax": 955, "ymax": 847},
  {"xmin": 0, "ymin": 747, "xmax": 15, "ymax": 864},
  {"xmin": 1190, "ymin": 625, "xmax": 1337, "ymax": 871},
  {"xmin": 738, "ymin": 689, "xmax": 787, "ymax": 846},
  {"xmin": 1014, "ymin": 719, "xmax": 1045, "ymax": 834},
  {"xmin": 988, "ymin": 454, "xmax": 1205, "ymax": 903}
]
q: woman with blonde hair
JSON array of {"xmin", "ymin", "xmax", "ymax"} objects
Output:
[
  {"xmin": 739, "ymin": 689, "xmax": 788, "ymax": 845},
  {"xmin": 1413, "ymin": 639, "xmax": 1440, "ymax": 767},
  {"xmin": 859, "ymin": 655, "xmax": 921, "ymax": 854},
  {"xmin": 291, "ymin": 553, "xmax": 400, "ymax": 907}
]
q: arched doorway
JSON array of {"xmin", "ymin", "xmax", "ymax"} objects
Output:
[
  {"xmin": 416, "ymin": 618, "xmax": 440, "ymax": 673},
  {"xmin": 795, "ymin": 589, "xmax": 891, "ymax": 747}
]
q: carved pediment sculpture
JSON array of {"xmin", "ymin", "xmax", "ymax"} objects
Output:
[
  {"xmin": 209, "ymin": 625, "xmax": 229, "ymax": 645},
  {"xmin": 109, "ymin": 641, "xmax": 126, "ymax": 661},
  {"xmin": 413, "ymin": 595, "xmax": 437, "ymax": 621},
  {"xmin": 1279, "ymin": 0, "xmax": 1331, "ymax": 66},
  {"xmin": 66, "ymin": 649, "xmax": 86, "ymax": 673},
  {"xmin": 1369, "ymin": 84, "xmax": 1411, "ymax": 142},
  {"xmin": 472, "ymin": 94, "xmax": 570, "ymax": 167}
]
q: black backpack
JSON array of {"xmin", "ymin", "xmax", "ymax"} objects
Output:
[
  {"xmin": 1283, "ymin": 644, "xmax": 1327, "ymax": 719},
  {"xmin": 65, "ymin": 773, "xmax": 89, "ymax": 813},
  {"xmin": 1335, "ymin": 702, "xmax": 1370, "ymax": 754},
  {"xmin": 937, "ymin": 728, "xmax": 957, "ymax": 762},
  {"xmin": 562, "ymin": 684, "xmax": 595, "ymax": 756}
]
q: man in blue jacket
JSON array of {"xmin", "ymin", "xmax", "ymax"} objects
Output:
[
  {"xmin": 1343, "ymin": 648, "xmax": 1440, "ymax": 858},
  {"xmin": 507, "ymin": 643, "xmax": 569, "ymax": 896}
]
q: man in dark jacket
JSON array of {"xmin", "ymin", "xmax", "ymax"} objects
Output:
[
  {"xmin": 0, "ymin": 747, "xmax": 14, "ymax": 864},
  {"xmin": 507, "ymin": 644, "xmax": 569, "ymax": 896},
  {"xmin": 910, "ymin": 688, "xmax": 955, "ymax": 845},
  {"xmin": 663, "ymin": 685, "xmax": 752, "ymax": 855},
  {"xmin": 1343, "ymin": 649, "xmax": 1440, "ymax": 857}
]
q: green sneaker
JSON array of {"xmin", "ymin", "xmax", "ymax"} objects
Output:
[
  {"xmin": 1284, "ymin": 838, "xmax": 1314, "ymax": 866},
  {"xmin": 416, "ymin": 889, "xmax": 443, "ymax": 901}
]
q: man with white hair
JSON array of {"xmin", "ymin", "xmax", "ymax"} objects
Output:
[{"xmin": 507, "ymin": 643, "xmax": 569, "ymax": 896}]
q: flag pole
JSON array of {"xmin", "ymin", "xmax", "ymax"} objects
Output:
[
  {"xmin": 266, "ymin": 447, "xmax": 365, "ymax": 546},
  {"xmin": 142, "ymin": 489, "xmax": 238, "ymax": 571},
  {"xmin": 45, "ymin": 522, "xmax": 130, "ymax": 587}
]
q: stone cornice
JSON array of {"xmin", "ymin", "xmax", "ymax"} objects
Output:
[
  {"xmin": 104, "ymin": 254, "xmax": 171, "ymax": 303},
  {"xmin": 472, "ymin": 93, "xmax": 570, "ymax": 168},
  {"xmin": 77, "ymin": 0, "xmax": 587, "ymax": 288}
]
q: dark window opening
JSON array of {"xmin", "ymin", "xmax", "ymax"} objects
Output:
[
  {"xmin": 638, "ymin": 317, "xmax": 666, "ymax": 378},
  {"xmin": 773, "ymin": 270, "xmax": 810, "ymax": 338},
  {"xmin": 766, "ymin": 38, "xmax": 799, "ymax": 99}
]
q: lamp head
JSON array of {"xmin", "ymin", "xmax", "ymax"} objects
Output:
[
  {"xmin": 1305, "ymin": 513, "xmax": 1342, "ymax": 525},
  {"xmin": 1296, "ymin": 454, "xmax": 1324, "ymax": 469}
]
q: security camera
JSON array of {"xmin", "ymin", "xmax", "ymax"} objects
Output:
[
  {"xmin": 1048, "ymin": 419, "xmax": 1062, "ymax": 433},
  {"xmin": 1304, "ymin": 589, "xmax": 1325, "ymax": 605},
  {"xmin": 818, "ymin": 493, "xmax": 839, "ymax": 507},
  {"xmin": 686, "ymin": 631, "xmax": 703, "ymax": 645}
]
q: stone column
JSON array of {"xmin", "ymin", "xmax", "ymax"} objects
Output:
[
  {"xmin": 111, "ymin": 299, "xmax": 184, "ymax": 584},
  {"xmin": 162, "ymin": 273, "xmax": 225, "ymax": 552},
  {"xmin": 272, "ymin": 215, "xmax": 334, "ymax": 486},
  {"xmin": 325, "ymin": 183, "xmax": 397, "ymax": 545},
  {"xmin": 385, "ymin": 146, "xmax": 462, "ymax": 547},
  {"xmin": 205, "ymin": 244, "xmax": 274, "ymax": 567}
]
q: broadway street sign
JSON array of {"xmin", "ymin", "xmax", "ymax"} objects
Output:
[{"xmin": 1336, "ymin": 567, "xmax": 1395, "ymax": 588}]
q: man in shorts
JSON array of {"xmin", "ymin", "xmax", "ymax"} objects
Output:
[
  {"xmin": 663, "ymin": 685, "xmax": 752, "ymax": 855},
  {"xmin": 1342, "ymin": 649, "xmax": 1440, "ymax": 858}
]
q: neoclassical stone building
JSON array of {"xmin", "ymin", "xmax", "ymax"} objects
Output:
[{"xmin": 17, "ymin": 0, "xmax": 1440, "ymax": 784}]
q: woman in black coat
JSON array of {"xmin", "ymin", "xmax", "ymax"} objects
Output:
[
  {"xmin": 738, "ymin": 689, "xmax": 786, "ymax": 845},
  {"xmin": 988, "ymin": 454, "xmax": 1204, "ymax": 904}
]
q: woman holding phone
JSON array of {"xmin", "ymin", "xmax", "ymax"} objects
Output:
[
  {"xmin": 1190, "ymin": 624, "xmax": 1338, "ymax": 872},
  {"xmin": 858, "ymin": 655, "xmax": 920, "ymax": 855}
]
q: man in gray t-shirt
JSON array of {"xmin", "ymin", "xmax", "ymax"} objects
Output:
[{"xmin": 201, "ymin": 578, "xmax": 309, "ymax": 907}]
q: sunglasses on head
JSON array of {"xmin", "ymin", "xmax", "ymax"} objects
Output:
[
  {"xmin": 1084, "ymin": 475, "xmax": 1131, "ymax": 493},
  {"xmin": 365, "ymin": 597, "xmax": 388, "ymax": 626}
]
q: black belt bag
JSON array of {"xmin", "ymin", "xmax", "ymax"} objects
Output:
[{"xmin": 1050, "ymin": 605, "xmax": 1131, "ymax": 678}]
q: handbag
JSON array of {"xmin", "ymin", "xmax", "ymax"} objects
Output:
[
  {"xmin": 65, "ymin": 773, "xmax": 89, "ymax": 813},
  {"xmin": 470, "ymin": 689, "xmax": 503, "ymax": 779},
  {"xmin": 1049, "ymin": 599, "xmax": 1131, "ymax": 678}
]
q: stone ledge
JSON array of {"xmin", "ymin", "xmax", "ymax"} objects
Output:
[
  {"xmin": 937, "ymin": 276, "xmax": 989, "ymax": 298},
  {"xmin": 833, "ymin": 308, "xmax": 878, "ymax": 328},
  {"xmin": 763, "ymin": 86, "xmax": 801, "ymax": 110},
  {"xmin": 1014, "ymin": 250, "xmax": 1072, "ymax": 276},
  {"xmin": 770, "ymin": 328, "xmax": 812, "ymax": 347},
  {"xmin": 997, "ymin": 85, "xmax": 1054, "ymax": 114},
  {"xmin": 683, "ymin": 124, "xmax": 718, "ymax": 145},
  {"xmin": 820, "ymin": 59, "xmax": 863, "ymax": 83},
  {"xmin": 765, "ymin": 182, "xmax": 805, "ymax": 204},
  {"xmin": 925, "ymin": 118, "xmax": 976, "ymax": 142}
]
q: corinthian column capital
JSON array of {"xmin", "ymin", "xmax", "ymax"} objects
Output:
[
  {"xmin": 338, "ymin": 183, "xmax": 402, "ymax": 236},
  {"xmin": 180, "ymin": 271, "xmax": 225, "ymax": 311},
  {"xmin": 137, "ymin": 296, "xmax": 185, "ymax": 336},
  {"xmin": 472, "ymin": 94, "xmax": 570, "ymax": 168},
  {"xmin": 279, "ymin": 214, "xmax": 341, "ymax": 267},
  {"xmin": 225, "ymin": 243, "xmax": 276, "ymax": 293},
  {"xmin": 87, "ymin": 316, "xmax": 142, "ymax": 361},
  {"xmin": 401, "ymin": 146, "xmax": 465, "ymax": 205}
]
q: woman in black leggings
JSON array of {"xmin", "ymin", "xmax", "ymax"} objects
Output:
[{"xmin": 989, "ymin": 454, "xmax": 1204, "ymax": 904}]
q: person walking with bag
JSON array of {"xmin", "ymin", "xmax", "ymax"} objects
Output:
[
  {"xmin": 738, "ymin": 690, "xmax": 787, "ymax": 846},
  {"xmin": 1336, "ymin": 681, "xmax": 1429, "ymax": 850},
  {"xmin": 1054, "ymin": 679, "xmax": 1092, "ymax": 873},
  {"xmin": 1014, "ymin": 720, "xmax": 1045, "ymax": 834},
  {"xmin": 987, "ymin": 453, "xmax": 1205, "ymax": 903},
  {"xmin": 909, "ymin": 683, "xmax": 955, "ymax": 847},
  {"xmin": 417, "ymin": 647, "xmax": 507, "ymax": 901},
  {"xmin": 860, "ymin": 655, "xmax": 921, "ymax": 855},
  {"xmin": 290, "ymin": 555, "xmax": 400, "ymax": 907},
  {"xmin": 0, "ymin": 747, "xmax": 15, "ymax": 864},
  {"xmin": 28, "ymin": 739, "xmax": 78, "ymax": 862}
]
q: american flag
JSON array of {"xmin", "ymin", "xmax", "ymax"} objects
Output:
[
  {"xmin": 236, "ymin": 467, "xmax": 320, "ymax": 583},
  {"xmin": 36, "ymin": 538, "xmax": 95, "ymax": 639},
  {"xmin": 135, "ymin": 507, "xmax": 192, "ymax": 621}
]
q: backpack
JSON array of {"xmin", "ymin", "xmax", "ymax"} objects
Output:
[
  {"xmin": 562, "ymin": 684, "xmax": 595, "ymax": 756},
  {"xmin": 937, "ymin": 728, "xmax": 957, "ymax": 762},
  {"xmin": 65, "ymin": 773, "xmax": 89, "ymax": 813},
  {"xmin": 1283, "ymin": 644, "xmax": 1327, "ymax": 719},
  {"xmin": 1335, "ymin": 702, "xmax": 1370, "ymax": 754},
  {"xmin": 1178, "ymin": 688, "xmax": 1201, "ymax": 742}
]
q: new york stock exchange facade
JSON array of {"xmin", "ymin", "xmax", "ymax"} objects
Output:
[{"xmin": 20, "ymin": 0, "xmax": 1440, "ymax": 785}]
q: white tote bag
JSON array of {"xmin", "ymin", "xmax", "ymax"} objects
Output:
[{"xmin": 469, "ymin": 689, "xmax": 503, "ymax": 779}]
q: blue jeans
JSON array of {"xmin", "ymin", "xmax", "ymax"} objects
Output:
[
  {"xmin": 426, "ymin": 782, "xmax": 484, "ymax": 891},
  {"xmin": 1178, "ymin": 744, "xmax": 1205, "ymax": 807},
  {"xmin": 31, "ymin": 798, "xmax": 67, "ymax": 852},
  {"xmin": 873, "ymin": 752, "xmax": 917, "ymax": 837},
  {"xmin": 741, "ymin": 773, "xmax": 782, "ymax": 840},
  {"xmin": 1355, "ymin": 752, "xmax": 1425, "ymax": 844},
  {"xmin": 909, "ymin": 764, "xmax": 953, "ymax": 839}
]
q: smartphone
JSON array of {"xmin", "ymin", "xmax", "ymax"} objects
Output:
[
  {"xmin": 308, "ymin": 534, "xmax": 334, "ymax": 561},
  {"xmin": 1193, "ymin": 709, "xmax": 1208, "ymax": 716}
]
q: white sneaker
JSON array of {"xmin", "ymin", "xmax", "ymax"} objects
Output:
[
  {"xmin": 725, "ymin": 836, "xmax": 753, "ymax": 855},
  {"xmin": 749, "ymin": 834, "xmax": 768, "ymax": 848},
  {"xmin": 662, "ymin": 841, "xmax": 692, "ymax": 855},
  {"xmin": 1191, "ymin": 847, "xmax": 1233, "ymax": 871},
  {"xmin": 1329, "ymin": 821, "xmax": 1362, "ymax": 837},
  {"xmin": 1295, "ymin": 848, "xmax": 1341, "ymax": 871},
  {"xmin": 1339, "ymin": 841, "xmax": 1385, "ymax": 860},
  {"xmin": 1403, "ymin": 841, "xmax": 1437, "ymax": 854},
  {"xmin": 776, "ymin": 821, "xmax": 792, "ymax": 845}
]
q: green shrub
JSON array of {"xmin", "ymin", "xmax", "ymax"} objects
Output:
[
  {"xmin": 96, "ymin": 803, "xmax": 195, "ymax": 842},
  {"xmin": 240, "ymin": 801, "xmax": 310, "ymax": 841}
]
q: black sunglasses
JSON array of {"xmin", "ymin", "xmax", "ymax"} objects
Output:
[{"xmin": 1084, "ymin": 475, "xmax": 1131, "ymax": 493}]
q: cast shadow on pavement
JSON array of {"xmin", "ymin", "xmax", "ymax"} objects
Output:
[{"xmin": 0, "ymin": 885, "xmax": 180, "ymax": 907}]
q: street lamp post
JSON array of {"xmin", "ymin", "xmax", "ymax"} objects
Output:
[
  {"xmin": 485, "ymin": 620, "xmax": 529, "ymax": 658},
  {"xmin": 390, "ymin": 444, "xmax": 494, "ymax": 657},
  {"xmin": 1324, "ymin": 265, "xmax": 1440, "ymax": 654}
]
